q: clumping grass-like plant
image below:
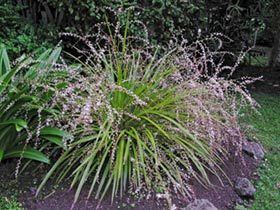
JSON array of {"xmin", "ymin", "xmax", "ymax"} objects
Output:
[{"xmin": 36, "ymin": 21, "xmax": 258, "ymax": 207}]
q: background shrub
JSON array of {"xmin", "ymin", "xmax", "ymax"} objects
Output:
[
  {"xmin": 2, "ymin": 0, "xmax": 272, "ymax": 54},
  {"xmin": 0, "ymin": 0, "xmax": 54, "ymax": 58}
]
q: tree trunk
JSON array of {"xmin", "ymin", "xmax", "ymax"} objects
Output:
[
  {"xmin": 269, "ymin": 27, "xmax": 280, "ymax": 69},
  {"xmin": 269, "ymin": 0, "xmax": 280, "ymax": 69}
]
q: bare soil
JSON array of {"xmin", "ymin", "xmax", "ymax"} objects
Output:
[{"xmin": 0, "ymin": 147, "xmax": 260, "ymax": 210}]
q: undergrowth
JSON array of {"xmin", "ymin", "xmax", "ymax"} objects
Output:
[{"xmin": 0, "ymin": 196, "xmax": 22, "ymax": 210}]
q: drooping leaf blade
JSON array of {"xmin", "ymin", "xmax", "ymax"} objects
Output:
[{"xmin": 4, "ymin": 147, "xmax": 50, "ymax": 164}]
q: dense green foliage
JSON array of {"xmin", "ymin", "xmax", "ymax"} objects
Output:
[
  {"xmin": 1, "ymin": 0, "xmax": 272, "ymax": 53},
  {"xmin": 0, "ymin": 197, "xmax": 22, "ymax": 210},
  {"xmin": 36, "ymin": 0, "xmax": 205, "ymax": 43},
  {"xmin": 0, "ymin": 46, "xmax": 66, "ymax": 163},
  {"xmin": 0, "ymin": 1, "xmax": 53, "ymax": 58}
]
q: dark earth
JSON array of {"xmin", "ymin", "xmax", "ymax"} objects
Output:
[{"xmin": 0, "ymin": 141, "xmax": 260, "ymax": 210}]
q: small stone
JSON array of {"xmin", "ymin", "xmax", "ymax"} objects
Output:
[
  {"xmin": 185, "ymin": 199, "xmax": 218, "ymax": 210},
  {"xmin": 235, "ymin": 177, "xmax": 256, "ymax": 197},
  {"xmin": 243, "ymin": 141, "xmax": 264, "ymax": 159}
]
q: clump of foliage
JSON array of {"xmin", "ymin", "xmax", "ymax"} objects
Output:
[
  {"xmin": 0, "ymin": 1, "xmax": 53, "ymax": 58},
  {"xmin": 5, "ymin": 0, "xmax": 269, "ymax": 50},
  {"xmin": 0, "ymin": 196, "xmax": 22, "ymax": 210},
  {"xmin": 0, "ymin": 46, "xmax": 67, "ymax": 174},
  {"xmin": 6, "ymin": 0, "xmax": 205, "ymax": 41},
  {"xmin": 34, "ymin": 21, "xmax": 257, "ymax": 208}
]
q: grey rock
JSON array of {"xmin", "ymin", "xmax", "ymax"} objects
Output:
[
  {"xmin": 243, "ymin": 141, "xmax": 264, "ymax": 159},
  {"xmin": 185, "ymin": 199, "xmax": 218, "ymax": 210},
  {"xmin": 235, "ymin": 177, "xmax": 256, "ymax": 197}
]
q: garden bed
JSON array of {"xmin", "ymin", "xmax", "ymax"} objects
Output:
[{"xmin": 0, "ymin": 144, "xmax": 260, "ymax": 210}]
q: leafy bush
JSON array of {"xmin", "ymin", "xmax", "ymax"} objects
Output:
[
  {"xmin": 7, "ymin": 0, "xmax": 269, "ymax": 49},
  {"xmin": 0, "ymin": 46, "xmax": 67, "ymax": 172},
  {"xmin": 10, "ymin": 0, "xmax": 204, "ymax": 41},
  {"xmin": 0, "ymin": 1, "xmax": 53, "ymax": 58},
  {"xmin": 35, "ymin": 22, "xmax": 257, "ymax": 207}
]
